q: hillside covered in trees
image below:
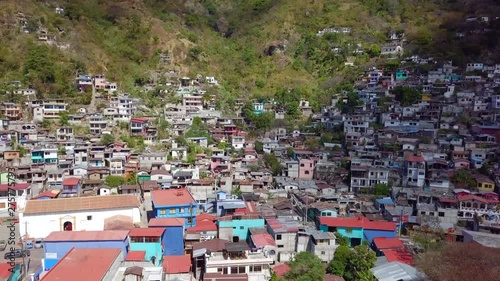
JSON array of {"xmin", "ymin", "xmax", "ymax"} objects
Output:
[{"xmin": 0, "ymin": 0, "xmax": 499, "ymax": 108}]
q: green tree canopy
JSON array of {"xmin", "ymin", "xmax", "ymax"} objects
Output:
[
  {"xmin": 263, "ymin": 153, "xmax": 283, "ymax": 176},
  {"xmin": 104, "ymin": 175, "xmax": 126, "ymax": 187},
  {"xmin": 373, "ymin": 183, "xmax": 391, "ymax": 196},
  {"xmin": 336, "ymin": 92, "xmax": 362, "ymax": 114},
  {"xmin": 327, "ymin": 244, "xmax": 377, "ymax": 281},
  {"xmin": 285, "ymin": 251, "xmax": 325, "ymax": 281},
  {"xmin": 100, "ymin": 134, "xmax": 115, "ymax": 146},
  {"xmin": 185, "ymin": 117, "xmax": 212, "ymax": 139},
  {"xmin": 392, "ymin": 86, "xmax": 422, "ymax": 106}
]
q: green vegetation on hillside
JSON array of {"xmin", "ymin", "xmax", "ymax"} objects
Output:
[{"xmin": 0, "ymin": 0, "xmax": 499, "ymax": 109}]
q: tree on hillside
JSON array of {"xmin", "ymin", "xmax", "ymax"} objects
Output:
[
  {"xmin": 284, "ymin": 252, "xmax": 325, "ymax": 281},
  {"xmin": 336, "ymin": 92, "xmax": 362, "ymax": 114},
  {"xmin": 450, "ymin": 169, "xmax": 476, "ymax": 190},
  {"xmin": 275, "ymin": 87, "xmax": 301, "ymax": 119},
  {"xmin": 327, "ymin": 245, "xmax": 351, "ymax": 277},
  {"xmin": 185, "ymin": 117, "xmax": 212, "ymax": 139},
  {"xmin": 254, "ymin": 141, "xmax": 263, "ymax": 154},
  {"xmin": 104, "ymin": 175, "xmax": 126, "ymax": 188},
  {"xmin": 373, "ymin": 183, "xmax": 391, "ymax": 196},
  {"xmin": 59, "ymin": 112, "xmax": 69, "ymax": 126},
  {"xmin": 392, "ymin": 86, "xmax": 422, "ymax": 106},
  {"xmin": 417, "ymin": 243, "xmax": 500, "ymax": 281},
  {"xmin": 327, "ymin": 244, "xmax": 376, "ymax": 281},
  {"xmin": 263, "ymin": 153, "xmax": 283, "ymax": 176},
  {"xmin": 100, "ymin": 133, "xmax": 115, "ymax": 146}
]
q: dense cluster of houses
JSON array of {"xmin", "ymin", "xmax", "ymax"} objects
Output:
[{"xmin": 1, "ymin": 17, "xmax": 500, "ymax": 281}]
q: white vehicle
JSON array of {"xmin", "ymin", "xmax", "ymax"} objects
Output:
[{"xmin": 34, "ymin": 239, "xmax": 43, "ymax": 249}]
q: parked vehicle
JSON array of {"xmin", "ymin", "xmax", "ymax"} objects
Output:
[
  {"xmin": 3, "ymin": 250, "xmax": 30, "ymax": 259},
  {"xmin": 0, "ymin": 241, "xmax": 6, "ymax": 251},
  {"xmin": 34, "ymin": 239, "xmax": 43, "ymax": 249},
  {"xmin": 25, "ymin": 240, "xmax": 33, "ymax": 249}
]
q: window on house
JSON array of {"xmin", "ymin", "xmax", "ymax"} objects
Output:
[
  {"xmin": 429, "ymin": 212, "xmax": 435, "ymax": 216},
  {"xmin": 87, "ymin": 216, "xmax": 92, "ymax": 220},
  {"xmin": 240, "ymin": 226, "xmax": 244, "ymax": 230},
  {"xmin": 188, "ymin": 217, "xmax": 193, "ymax": 224},
  {"xmin": 231, "ymin": 267, "xmax": 238, "ymax": 274},
  {"xmin": 321, "ymin": 251, "xmax": 326, "ymax": 255},
  {"xmin": 305, "ymin": 171, "xmax": 310, "ymax": 174},
  {"xmin": 159, "ymin": 209, "xmax": 166, "ymax": 215},
  {"xmin": 438, "ymin": 212, "xmax": 445, "ymax": 217},
  {"xmin": 188, "ymin": 206, "xmax": 193, "ymax": 213},
  {"xmin": 179, "ymin": 208, "xmax": 185, "ymax": 213},
  {"xmin": 238, "ymin": 266, "xmax": 246, "ymax": 274},
  {"xmin": 276, "ymin": 235, "xmax": 282, "ymax": 240},
  {"xmin": 278, "ymin": 245, "xmax": 284, "ymax": 248},
  {"xmin": 169, "ymin": 209, "xmax": 175, "ymax": 214},
  {"xmin": 253, "ymin": 265, "xmax": 262, "ymax": 272}
]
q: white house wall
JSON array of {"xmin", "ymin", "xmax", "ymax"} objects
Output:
[{"xmin": 19, "ymin": 207, "xmax": 141, "ymax": 238}]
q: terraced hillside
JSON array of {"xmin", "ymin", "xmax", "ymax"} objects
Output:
[{"xmin": 0, "ymin": 0, "xmax": 498, "ymax": 108}]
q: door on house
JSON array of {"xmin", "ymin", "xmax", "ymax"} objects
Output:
[
  {"xmin": 63, "ymin": 221, "xmax": 73, "ymax": 231},
  {"xmin": 350, "ymin": 238, "xmax": 362, "ymax": 247}
]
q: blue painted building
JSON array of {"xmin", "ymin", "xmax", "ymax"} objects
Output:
[
  {"xmin": 217, "ymin": 215, "xmax": 265, "ymax": 241},
  {"xmin": 61, "ymin": 177, "xmax": 81, "ymax": 196},
  {"xmin": 129, "ymin": 227, "xmax": 164, "ymax": 266},
  {"xmin": 216, "ymin": 200, "xmax": 247, "ymax": 217},
  {"xmin": 42, "ymin": 230, "xmax": 129, "ymax": 270},
  {"xmin": 149, "ymin": 218, "xmax": 185, "ymax": 256},
  {"xmin": 319, "ymin": 217, "xmax": 397, "ymax": 246},
  {"xmin": 151, "ymin": 188, "xmax": 197, "ymax": 228},
  {"xmin": 253, "ymin": 102, "xmax": 264, "ymax": 115},
  {"xmin": 31, "ymin": 148, "xmax": 58, "ymax": 164}
]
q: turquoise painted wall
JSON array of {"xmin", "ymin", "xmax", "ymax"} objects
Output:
[
  {"xmin": 7, "ymin": 264, "xmax": 22, "ymax": 281},
  {"xmin": 337, "ymin": 227, "xmax": 364, "ymax": 242},
  {"xmin": 129, "ymin": 242, "xmax": 163, "ymax": 266},
  {"xmin": 218, "ymin": 218, "xmax": 265, "ymax": 240}
]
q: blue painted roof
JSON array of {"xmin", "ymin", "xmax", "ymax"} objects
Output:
[{"xmin": 376, "ymin": 198, "xmax": 394, "ymax": 205}]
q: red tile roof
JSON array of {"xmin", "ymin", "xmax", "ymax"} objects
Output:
[
  {"xmin": 197, "ymin": 213, "xmax": 216, "ymax": 222},
  {"xmin": 319, "ymin": 217, "xmax": 396, "ymax": 231},
  {"xmin": 131, "ymin": 117, "xmax": 148, "ymax": 123},
  {"xmin": 0, "ymin": 182, "xmax": 30, "ymax": 191},
  {"xmin": 129, "ymin": 228, "xmax": 164, "ymax": 237},
  {"xmin": 41, "ymin": 248, "xmax": 121, "ymax": 281},
  {"xmin": 62, "ymin": 177, "xmax": 79, "ymax": 186},
  {"xmin": 162, "ymin": 254, "xmax": 191, "ymax": 274},
  {"xmin": 457, "ymin": 194, "xmax": 491, "ymax": 203},
  {"xmin": 148, "ymin": 218, "xmax": 184, "ymax": 227},
  {"xmin": 186, "ymin": 220, "xmax": 217, "ymax": 232},
  {"xmin": 382, "ymin": 249, "xmax": 414, "ymax": 265},
  {"xmin": 33, "ymin": 189, "xmax": 60, "ymax": 199},
  {"xmin": 44, "ymin": 230, "xmax": 130, "ymax": 242},
  {"xmin": 125, "ymin": 251, "xmax": 146, "ymax": 261},
  {"xmin": 23, "ymin": 194, "xmax": 140, "ymax": 214},
  {"xmin": 251, "ymin": 233, "xmax": 276, "ymax": 248},
  {"xmin": 406, "ymin": 155, "xmax": 425, "ymax": 162},
  {"xmin": 273, "ymin": 264, "xmax": 291, "ymax": 278},
  {"xmin": 0, "ymin": 263, "xmax": 12, "ymax": 279},
  {"xmin": 151, "ymin": 188, "xmax": 196, "ymax": 206},
  {"xmin": 373, "ymin": 237, "xmax": 404, "ymax": 250}
]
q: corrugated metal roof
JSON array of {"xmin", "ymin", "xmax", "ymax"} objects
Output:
[{"xmin": 371, "ymin": 261, "xmax": 419, "ymax": 281}]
